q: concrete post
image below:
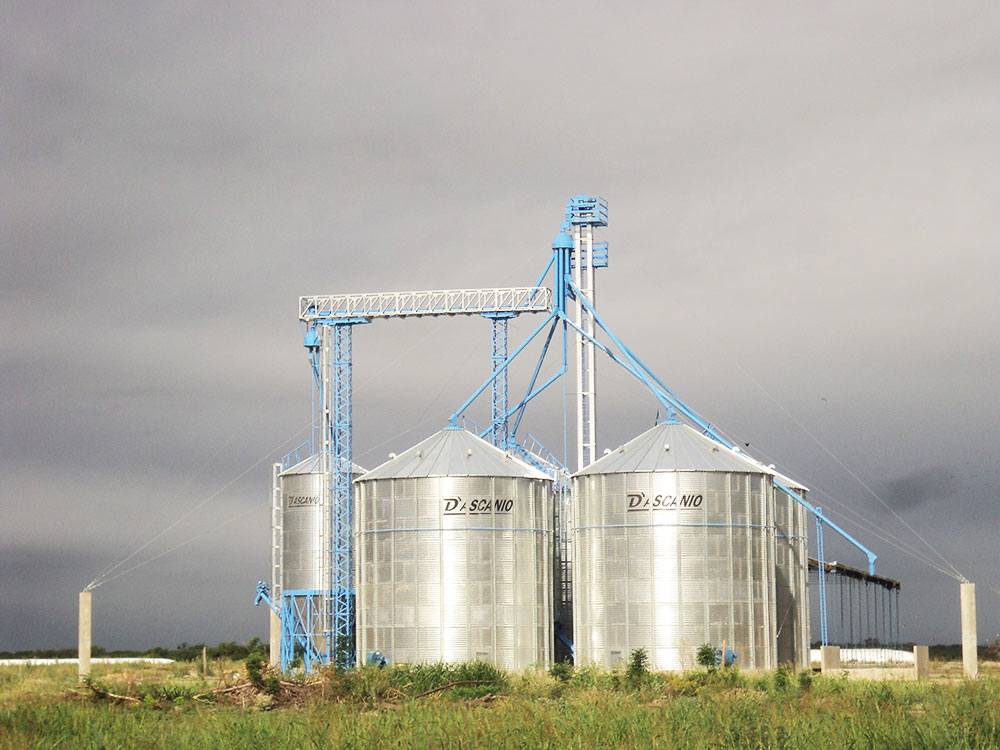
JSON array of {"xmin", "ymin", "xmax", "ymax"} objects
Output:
[
  {"xmin": 961, "ymin": 582, "xmax": 978, "ymax": 679},
  {"xmin": 269, "ymin": 610, "xmax": 281, "ymax": 668},
  {"xmin": 913, "ymin": 645, "xmax": 929, "ymax": 680},
  {"xmin": 820, "ymin": 645, "xmax": 840, "ymax": 674},
  {"xmin": 78, "ymin": 591, "xmax": 92, "ymax": 681}
]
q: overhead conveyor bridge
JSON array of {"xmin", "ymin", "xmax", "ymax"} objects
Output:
[{"xmin": 299, "ymin": 287, "xmax": 552, "ymax": 321}]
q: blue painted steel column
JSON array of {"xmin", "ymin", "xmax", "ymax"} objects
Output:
[
  {"xmin": 552, "ymin": 228, "xmax": 574, "ymax": 316},
  {"xmin": 483, "ymin": 312, "xmax": 516, "ymax": 448},
  {"xmin": 816, "ymin": 506, "xmax": 829, "ymax": 647},
  {"xmin": 294, "ymin": 318, "xmax": 367, "ymax": 670},
  {"xmin": 330, "ymin": 322, "xmax": 354, "ymax": 666}
]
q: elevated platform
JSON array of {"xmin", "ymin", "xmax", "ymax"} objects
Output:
[{"xmin": 808, "ymin": 557, "xmax": 901, "ymax": 591}]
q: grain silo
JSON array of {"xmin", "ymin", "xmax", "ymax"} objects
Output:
[
  {"xmin": 271, "ymin": 455, "xmax": 367, "ymax": 661},
  {"xmin": 354, "ymin": 427, "xmax": 553, "ymax": 669},
  {"xmin": 277, "ymin": 455, "xmax": 367, "ymax": 592},
  {"xmin": 572, "ymin": 420, "xmax": 778, "ymax": 671}
]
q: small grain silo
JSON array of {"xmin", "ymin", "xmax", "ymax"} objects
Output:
[
  {"xmin": 277, "ymin": 455, "xmax": 367, "ymax": 592},
  {"xmin": 354, "ymin": 427, "xmax": 554, "ymax": 669},
  {"xmin": 277, "ymin": 455, "xmax": 327, "ymax": 594},
  {"xmin": 772, "ymin": 471, "xmax": 810, "ymax": 668},
  {"xmin": 572, "ymin": 421, "xmax": 778, "ymax": 671},
  {"xmin": 272, "ymin": 455, "xmax": 367, "ymax": 661}
]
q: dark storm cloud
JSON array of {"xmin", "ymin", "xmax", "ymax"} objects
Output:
[
  {"xmin": 0, "ymin": 546, "xmax": 108, "ymax": 650},
  {"xmin": 2, "ymin": 1, "xmax": 999, "ymax": 649},
  {"xmin": 882, "ymin": 466, "xmax": 957, "ymax": 513}
]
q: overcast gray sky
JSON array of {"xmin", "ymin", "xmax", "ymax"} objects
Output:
[{"xmin": 3, "ymin": 2, "xmax": 998, "ymax": 651}]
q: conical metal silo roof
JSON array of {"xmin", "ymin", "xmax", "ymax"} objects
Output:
[
  {"xmin": 771, "ymin": 468, "xmax": 808, "ymax": 493},
  {"xmin": 573, "ymin": 421, "xmax": 772, "ymax": 476},
  {"xmin": 280, "ymin": 454, "xmax": 368, "ymax": 476},
  {"xmin": 360, "ymin": 427, "xmax": 550, "ymax": 480}
]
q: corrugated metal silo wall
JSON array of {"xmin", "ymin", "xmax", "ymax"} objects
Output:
[
  {"xmin": 572, "ymin": 470, "xmax": 777, "ymax": 671},
  {"xmin": 354, "ymin": 475, "xmax": 553, "ymax": 670},
  {"xmin": 280, "ymin": 471, "xmax": 326, "ymax": 592},
  {"xmin": 774, "ymin": 489, "xmax": 810, "ymax": 668}
]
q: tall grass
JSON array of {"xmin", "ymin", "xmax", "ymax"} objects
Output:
[{"xmin": 1, "ymin": 663, "xmax": 999, "ymax": 749}]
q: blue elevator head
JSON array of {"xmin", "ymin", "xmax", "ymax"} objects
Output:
[{"xmin": 552, "ymin": 231, "xmax": 574, "ymax": 251}]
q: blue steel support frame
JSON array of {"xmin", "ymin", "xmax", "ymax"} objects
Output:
[
  {"xmin": 329, "ymin": 322, "xmax": 355, "ymax": 666},
  {"xmin": 449, "ymin": 312, "xmax": 559, "ymax": 427},
  {"xmin": 256, "ymin": 583, "xmax": 344, "ymax": 672},
  {"xmin": 482, "ymin": 312, "xmax": 516, "ymax": 448},
  {"xmin": 444, "ymin": 199, "xmax": 879, "ymax": 663},
  {"xmin": 816, "ymin": 507, "xmax": 829, "ymax": 646},
  {"xmin": 509, "ymin": 317, "xmax": 562, "ymax": 440},
  {"xmin": 448, "ymin": 219, "xmax": 577, "ymax": 432},
  {"xmin": 280, "ymin": 318, "xmax": 368, "ymax": 672}
]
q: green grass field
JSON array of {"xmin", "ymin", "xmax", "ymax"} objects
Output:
[{"xmin": 2, "ymin": 659, "xmax": 999, "ymax": 749}]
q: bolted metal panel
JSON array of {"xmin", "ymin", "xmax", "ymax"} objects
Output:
[
  {"xmin": 572, "ymin": 467, "xmax": 778, "ymax": 671},
  {"xmin": 355, "ymin": 468, "xmax": 554, "ymax": 670},
  {"xmin": 279, "ymin": 467, "xmax": 326, "ymax": 592}
]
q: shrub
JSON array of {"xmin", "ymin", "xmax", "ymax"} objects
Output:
[
  {"xmin": 983, "ymin": 639, "xmax": 1000, "ymax": 662},
  {"xmin": 627, "ymin": 648, "xmax": 650, "ymax": 685},
  {"xmin": 798, "ymin": 669, "xmax": 813, "ymax": 691},
  {"xmin": 245, "ymin": 652, "xmax": 266, "ymax": 688},
  {"xmin": 245, "ymin": 650, "xmax": 280, "ymax": 695},
  {"xmin": 696, "ymin": 643, "xmax": 717, "ymax": 670},
  {"xmin": 773, "ymin": 665, "xmax": 791, "ymax": 691},
  {"xmin": 550, "ymin": 661, "xmax": 574, "ymax": 683}
]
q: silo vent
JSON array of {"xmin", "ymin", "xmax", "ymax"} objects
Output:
[
  {"xmin": 663, "ymin": 444, "xmax": 670, "ymax": 451},
  {"xmin": 466, "ymin": 449, "xmax": 473, "ymax": 457},
  {"xmin": 388, "ymin": 452, "xmax": 396, "ymax": 460}
]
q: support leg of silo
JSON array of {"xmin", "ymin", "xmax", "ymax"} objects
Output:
[
  {"xmin": 961, "ymin": 582, "xmax": 978, "ymax": 679},
  {"xmin": 820, "ymin": 645, "xmax": 840, "ymax": 675},
  {"xmin": 269, "ymin": 610, "xmax": 281, "ymax": 668},
  {"xmin": 913, "ymin": 645, "xmax": 929, "ymax": 680},
  {"xmin": 78, "ymin": 591, "xmax": 92, "ymax": 681}
]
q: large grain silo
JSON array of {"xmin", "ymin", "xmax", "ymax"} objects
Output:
[
  {"xmin": 572, "ymin": 421, "xmax": 778, "ymax": 671},
  {"xmin": 773, "ymin": 471, "xmax": 810, "ymax": 668},
  {"xmin": 354, "ymin": 427, "xmax": 553, "ymax": 669}
]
